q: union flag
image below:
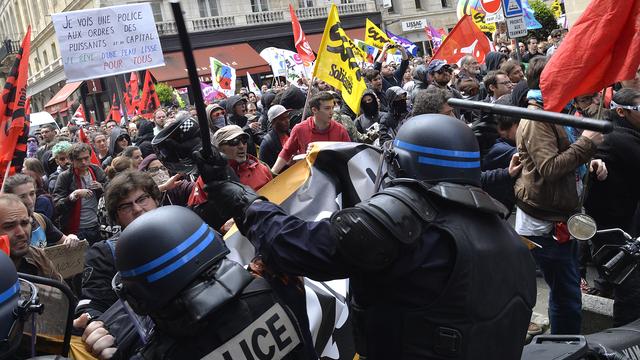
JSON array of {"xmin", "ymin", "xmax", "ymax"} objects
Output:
[
  {"xmin": 430, "ymin": 15, "xmax": 492, "ymax": 65},
  {"xmin": 139, "ymin": 70, "xmax": 161, "ymax": 119}
]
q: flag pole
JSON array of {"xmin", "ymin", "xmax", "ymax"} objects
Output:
[
  {"xmin": 114, "ymin": 75, "xmax": 129, "ymax": 124},
  {"xmin": 169, "ymin": 0, "xmax": 213, "ymax": 159}
]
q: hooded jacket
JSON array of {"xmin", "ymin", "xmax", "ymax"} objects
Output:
[
  {"xmin": 279, "ymin": 87, "xmax": 307, "ymax": 128},
  {"xmin": 409, "ymin": 65, "xmax": 429, "ymax": 102},
  {"xmin": 355, "ymin": 89, "xmax": 385, "ymax": 134},
  {"xmin": 378, "ymin": 87, "xmax": 409, "ymax": 144},
  {"xmin": 226, "ymin": 95, "xmax": 258, "ymax": 156},
  {"xmin": 259, "ymin": 91, "xmax": 277, "ymax": 131},
  {"xmin": 102, "ymin": 127, "xmax": 130, "ymax": 167}
]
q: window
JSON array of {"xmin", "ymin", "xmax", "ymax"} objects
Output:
[
  {"xmin": 32, "ymin": 0, "xmax": 41, "ymax": 23},
  {"xmin": 441, "ymin": 0, "xmax": 450, "ymax": 7},
  {"xmin": 43, "ymin": 50, "xmax": 49, "ymax": 66},
  {"xmin": 150, "ymin": 3, "xmax": 163, "ymax": 22},
  {"xmin": 197, "ymin": 0, "xmax": 219, "ymax": 17},
  {"xmin": 35, "ymin": 57, "xmax": 41, "ymax": 72},
  {"xmin": 250, "ymin": 0, "xmax": 269, "ymax": 13},
  {"xmin": 298, "ymin": 0, "xmax": 314, "ymax": 8},
  {"xmin": 51, "ymin": 43, "xmax": 57, "ymax": 59},
  {"xmin": 415, "ymin": 0, "xmax": 421, "ymax": 9}
]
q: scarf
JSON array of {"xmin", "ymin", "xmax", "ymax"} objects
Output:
[{"xmin": 67, "ymin": 166, "xmax": 96, "ymax": 234}]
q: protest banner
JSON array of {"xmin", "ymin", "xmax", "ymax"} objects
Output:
[
  {"xmin": 43, "ymin": 240, "xmax": 89, "ymax": 279},
  {"xmin": 353, "ymin": 39, "xmax": 379, "ymax": 64},
  {"xmin": 365, "ymin": 19, "xmax": 395, "ymax": 50},
  {"xmin": 313, "ymin": 5, "xmax": 367, "ymax": 114},
  {"xmin": 259, "ymin": 47, "xmax": 312, "ymax": 85},
  {"xmin": 52, "ymin": 3, "xmax": 165, "ymax": 82},
  {"xmin": 209, "ymin": 57, "xmax": 236, "ymax": 98}
]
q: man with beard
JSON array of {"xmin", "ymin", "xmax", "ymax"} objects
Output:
[
  {"xmin": 259, "ymin": 105, "xmax": 292, "ymax": 168},
  {"xmin": 152, "ymin": 109, "xmax": 167, "ymax": 136},
  {"xmin": 355, "ymin": 90, "xmax": 385, "ymax": 144},
  {"xmin": 36, "ymin": 124, "xmax": 57, "ymax": 162},
  {"xmin": 573, "ymin": 92, "xmax": 606, "ymax": 119},
  {"xmin": 0, "ymin": 194, "xmax": 62, "ymax": 280},
  {"xmin": 378, "ymin": 86, "xmax": 409, "ymax": 144},
  {"xmin": 226, "ymin": 95, "xmax": 259, "ymax": 156}
]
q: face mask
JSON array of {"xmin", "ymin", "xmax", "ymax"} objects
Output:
[
  {"xmin": 392, "ymin": 99, "xmax": 407, "ymax": 114},
  {"xmin": 362, "ymin": 101, "xmax": 378, "ymax": 117},
  {"xmin": 212, "ymin": 116, "xmax": 226, "ymax": 129},
  {"xmin": 150, "ymin": 169, "xmax": 170, "ymax": 186}
]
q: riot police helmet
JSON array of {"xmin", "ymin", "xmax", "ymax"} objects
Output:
[
  {"xmin": 387, "ymin": 114, "xmax": 481, "ymax": 186},
  {"xmin": 0, "ymin": 251, "xmax": 21, "ymax": 357},
  {"xmin": 114, "ymin": 206, "xmax": 229, "ymax": 315},
  {"xmin": 151, "ymin": 112, "xmax": 202, "ymax": 175}
]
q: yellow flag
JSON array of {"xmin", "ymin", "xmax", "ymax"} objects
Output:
[
  {"xmin": 313, "ymin": 4, "xmax": 367, "ymax": 114},
  {"xmin": 364, "ymin": 18, "xmax": 395, "ymax": 50},
  {"xmin": 551, "ymin": 0, "xmax": 562, "ymax": 18},
  {"xmin": 471, "ymin": 8, "xmax": 496, "ymax": 33}
]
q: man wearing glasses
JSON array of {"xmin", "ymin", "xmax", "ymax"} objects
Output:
[
  {"xmin": 546, "ymin": 29, "xmax": 563, "ymax": 57},
  {"xmin": 213, "ymin": 125, "xmax": 272, "ymax": 191},
  {"xmin": 483, "ymin": 70, "xmax": 514, "ymax": 103},
  {"xmin": 75, "ymin": 170, "xmax": 160, "ymax": 324}
]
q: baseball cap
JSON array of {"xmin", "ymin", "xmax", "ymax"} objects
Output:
[
  {"xmin": 427, "ymin": 60, "xmax": 451, "ymax": 73},
  {"xmin": 267, "ymin": 105, "xmax": 291, "ymax": 124},
  {"xmin": 213, "ymin": 125, "xmax": 248, "ymax": 147}
]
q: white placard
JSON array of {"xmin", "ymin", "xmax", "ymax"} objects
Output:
[
  {"xmin": 401, "ymin": 18, "xmax": 428, "ymax": 32},
  {"xmin": 506, "ymin": 16, "xmax": 527, "ymax": 38},
  {"xmin": 52, "ymin": 3, "xmax": 165, "ymax": 82},
  {"xmin": 485, "ymin": 10, "xmax": 505, "ymax": 24}
]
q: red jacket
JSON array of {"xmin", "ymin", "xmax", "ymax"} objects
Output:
[
  {"xmin": 229, "ymin": 155, "xmax": 273, "ymax": 190},
  {"xmin": 278, "ymin": 116, "xmax": 350, "ymax": 161}
]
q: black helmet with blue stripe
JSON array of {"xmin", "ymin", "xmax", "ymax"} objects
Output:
[
  {"xmin": 115, "ymin": 206, "xmax": 229, "ymax": 315},
  {"xmin": 0, "ymin": 251, "xmax": 21, "ymax": 357},
  {"xmin": 388, "ymin": 114, "xmax": 481, "ymax": 186}
]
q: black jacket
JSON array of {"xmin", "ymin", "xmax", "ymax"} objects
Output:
[
  {"xmin": 585, "ymin": 117, "xmax": 640, "ymax": 234},
  {"xmin": 374, "ymin": 58, "xmax": 409, "ymax": 92},
  {"xmin": 76, "ymin": 238, "xmax": 118, "ymax": 319},
  {"xmin": 259, "ymin": 128, "xmax": 286, "ymax": 168},
  {"xmin": 52, "ymin": 164, "xmax": 107, "ymax": 232}
]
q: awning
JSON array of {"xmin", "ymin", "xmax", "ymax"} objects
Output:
[
  {"xmin": 306, "ymin": 27, "xmax": 366, "ymax": 52},
  {"xmin": 44, "ymin": 81, "xmax": 82, "ymax": 109},
  {"xmin": 151, "ymin": 43, "xmax": 271, "ymax": 88}
]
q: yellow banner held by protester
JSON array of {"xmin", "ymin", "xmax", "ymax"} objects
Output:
[
  {"xmin": 313, "ymin": 5, "xmax": 367, "ymax": 114},
  {"xmin": 364, "ymin": 18, "xmax": 395, "ymax": 50},
  {"xmin": 471, "ymin": 8, "xmax": 496, "ymax": 33},
  {"xmin": 551, "ymin": 0, "xmax": 562, "ymax": 18}
]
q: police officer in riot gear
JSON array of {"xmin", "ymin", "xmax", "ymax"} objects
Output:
[
  {"xmin": 200, "ymin": 114, "xmax": 537, "ymax": 359},
  {"xmin": 112, "ymin": 205, "xmax": 311, "ymax": 359}
]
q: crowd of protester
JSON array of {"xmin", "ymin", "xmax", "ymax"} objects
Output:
[{"xmin": 2, "ymin": 25, "xmax": 640, "ymax": 358}]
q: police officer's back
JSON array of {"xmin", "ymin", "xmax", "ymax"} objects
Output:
[
  {"xmin": 113, "ymin": 206, "xmax": 310, "ymax": 359},
  {"xmin": 201, "ymin": 114, "xmax": 537, "ymax": 359}
]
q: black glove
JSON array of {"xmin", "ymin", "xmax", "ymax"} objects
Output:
[
  {"xmin": 192, "ymin": 148, "xmax": 238, "ymax": 183},
  {"xmin": 205, "ymin": 181, "xmax": 266, "ymax": 225}
]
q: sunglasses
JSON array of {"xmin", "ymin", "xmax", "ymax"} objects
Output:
[{"xmin": 223, "ymin": 137, "xmax": 248, "ymax": 146}]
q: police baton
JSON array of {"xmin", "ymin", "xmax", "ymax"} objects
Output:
[
  {"xmin": 447, "ymin": 98, "xmax": 614, "ymax": 134},
  {"xmin": 169, "ymin": 0, "xmax": 213, "ymax": 159}
]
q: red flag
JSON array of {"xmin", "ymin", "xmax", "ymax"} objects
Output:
[
  {"xmin": 73, "ymin": 104, "xmax": 94, "ymax": 125},
  {"xmin": 431, "ymin": 16, "xmax": 491, "ymax": 65},
  {"xmin": 0, "ymin": 235, "xmax": 9, "ymax": 256},
  {"xmin": 289, "ymin": 4, "xmax": 315, "ymax": 62},
  {"xmin": 129, "ymin": 72, "xmax": 140, "ymax": 115},
  {"xmin": 540, "ymin": 0, "xmax": 640, "ymax": 113},
  {"xmin": 78, "ymin": 127, "xmax": 101, "ymax": 166},
  {"xmin": 110, "ymin": 94, "xmax": 122, "ymax": 123},
  {"xmin": 0, "ymin": 27, "xmax": 31, "ymax": 186},
  {"xmin": 139, "ymin": 70, "xmax": 161, "ymax": 119}
]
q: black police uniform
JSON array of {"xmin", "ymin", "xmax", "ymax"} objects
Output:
[
  {"xmin": 113, "ymin": 206, "xmax": 313, "ymax": 360},
  {"xmin": 204, "ymin": 115, "xmax": 537, "ymax": 360}
]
